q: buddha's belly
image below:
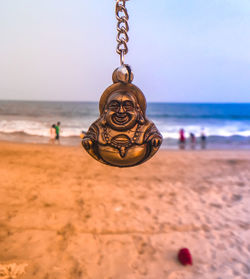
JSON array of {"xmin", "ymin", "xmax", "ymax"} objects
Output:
[{"xmin": 98, "ymin": 144, "xmax": 148, "ymax": 167}]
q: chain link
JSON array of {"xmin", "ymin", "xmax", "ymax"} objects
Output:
[{"xmin": 115, "ymin": 0, "xmax": 129, "ymax": 65}]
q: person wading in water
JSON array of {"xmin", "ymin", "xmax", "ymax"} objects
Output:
[
  {"xmin": 49, "ymin": 124, "xmax": 56, "ymax": 144},
  {"xmin": 55, "ymin": 122, "xmax": 61, "ymax": 144},
  {"xmin": 179, "ymin": 128, "xmax": 186, "ymax": 149}
]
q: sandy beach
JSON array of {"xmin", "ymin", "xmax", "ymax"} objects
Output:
[{"xmin": 0, "ymin": 141, "xmax": 250, "ymax": 279}]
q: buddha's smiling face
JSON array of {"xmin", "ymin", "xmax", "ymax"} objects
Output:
[{"xmin": 105, "ymin": 92, "xmax": 138, "ymax": 131}]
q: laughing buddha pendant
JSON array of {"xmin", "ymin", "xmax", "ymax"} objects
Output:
[
  {"xmin": 82, "ymin": 65, "xmax": 163, "ymax": 167},
  {"xmin": 81, "ymin": 0, "xmax": 162, "ymax": 167}
]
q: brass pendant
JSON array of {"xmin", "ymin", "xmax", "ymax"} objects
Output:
[
  {"xmin": 82, "ymin": 0, "xmax": 162, "ymax": 167},
  {"xmin": 82, "ymin": 65, "xmax": 162, "ymax": 167}
]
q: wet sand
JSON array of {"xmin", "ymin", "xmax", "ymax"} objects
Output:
[{"xmin": 0, "ymin": 141, "xmax": 250, "ymax": 279}]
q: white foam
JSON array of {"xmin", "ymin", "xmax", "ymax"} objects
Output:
[
  {"xmin": 0, "ymin": 120, "xmax": 89, "ymax": 138},
  {"xmin": 160, "ymin": 123, "xmax": 250, "ymax": 139},
  {"xmin": 0, "ymin": 119, "xmax": 250, "ymax": 139}
]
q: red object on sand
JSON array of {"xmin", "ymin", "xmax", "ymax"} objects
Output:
[{"xmin": 178, "ymin": 248, "xmax": 193, "ymax": 265}]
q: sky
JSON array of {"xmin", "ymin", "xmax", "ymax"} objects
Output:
[{"xmin": 0, "ymin": 0, "xmax": 249, "ymax": 102}]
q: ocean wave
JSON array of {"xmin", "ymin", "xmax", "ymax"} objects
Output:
[
  {"xmin": 2, "ymin": 111, "xmax": 250, "ymax": 120},
  {"xmin": 0, "ymin": 120, "xmax": 88, "ymax": 137},
  {"xmin": 160, "ymin": 125, "xmax": 250, "ymax": 139},
  {"xmin": 2, "ymin": 102, "xmax": 250, "ymax": 120},
  {"xmin": 1, "ymin": 119, "xmax": 250, "ymax": 139},
  {"xmin": 147, "ymin": 113, "xmax": 250, "ymax": 120}
]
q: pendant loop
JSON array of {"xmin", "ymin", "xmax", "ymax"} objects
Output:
[{"xmin": 120, "ymin": 50, "xmax": 125, "ymax": 65}]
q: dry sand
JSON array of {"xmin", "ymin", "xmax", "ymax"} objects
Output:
[{"xmin": 0, "ymin": 141, "xmax": 250, "ymax": 279}]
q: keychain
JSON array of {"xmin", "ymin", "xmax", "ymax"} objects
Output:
[{"xmin": 82, "ymin": 0, "xmax": 162, "ymax": 167}]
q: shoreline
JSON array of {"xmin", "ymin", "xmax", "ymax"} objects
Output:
[{"xmin": 1, "ymin": 136, "xmax": 250, "ymax": 150}]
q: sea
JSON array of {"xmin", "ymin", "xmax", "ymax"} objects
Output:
[{"xmin": 0, "ymin": 101, "xmax": 250, "ymax": 149}]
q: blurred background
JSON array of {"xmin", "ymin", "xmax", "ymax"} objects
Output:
[{"xmin": 0, "ymin": 0, "xmax": 250, "ymax": 148}]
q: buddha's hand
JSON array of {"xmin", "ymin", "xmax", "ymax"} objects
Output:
[
  {"xmin": 82, "ymin": 137, "xmax": 93, "ymax": 150},
  {"xmin": 151, "ymin": 137, "xmax": 162, "ymax": 148}
]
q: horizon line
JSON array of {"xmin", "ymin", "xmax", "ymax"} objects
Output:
[{"xmin": 0, "ymin": 99, "xmax": 250, "ymax": 105}]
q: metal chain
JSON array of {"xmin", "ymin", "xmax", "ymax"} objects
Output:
[{"xmin": 115, "ymin": 0, "xmax": 129, "ymax": 65}]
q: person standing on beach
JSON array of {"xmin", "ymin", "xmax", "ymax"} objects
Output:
[
  {"xmin": 49, "ymin": 124, "xmax": 56, "ymax": 144},
  {"xmin": 190, "ymin": 133, "xmax": 196, "ymax": 149},
  {"xmin": 200, "ymin": 130, "xmax": 206, "ymax": 149},
  {"xmin": 179, "ymin": 128, "xmax": 186, "ymax": 149},
  {"xmin": 55, "ymin": 122, "xmax": 61, "ymax": 144}
]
